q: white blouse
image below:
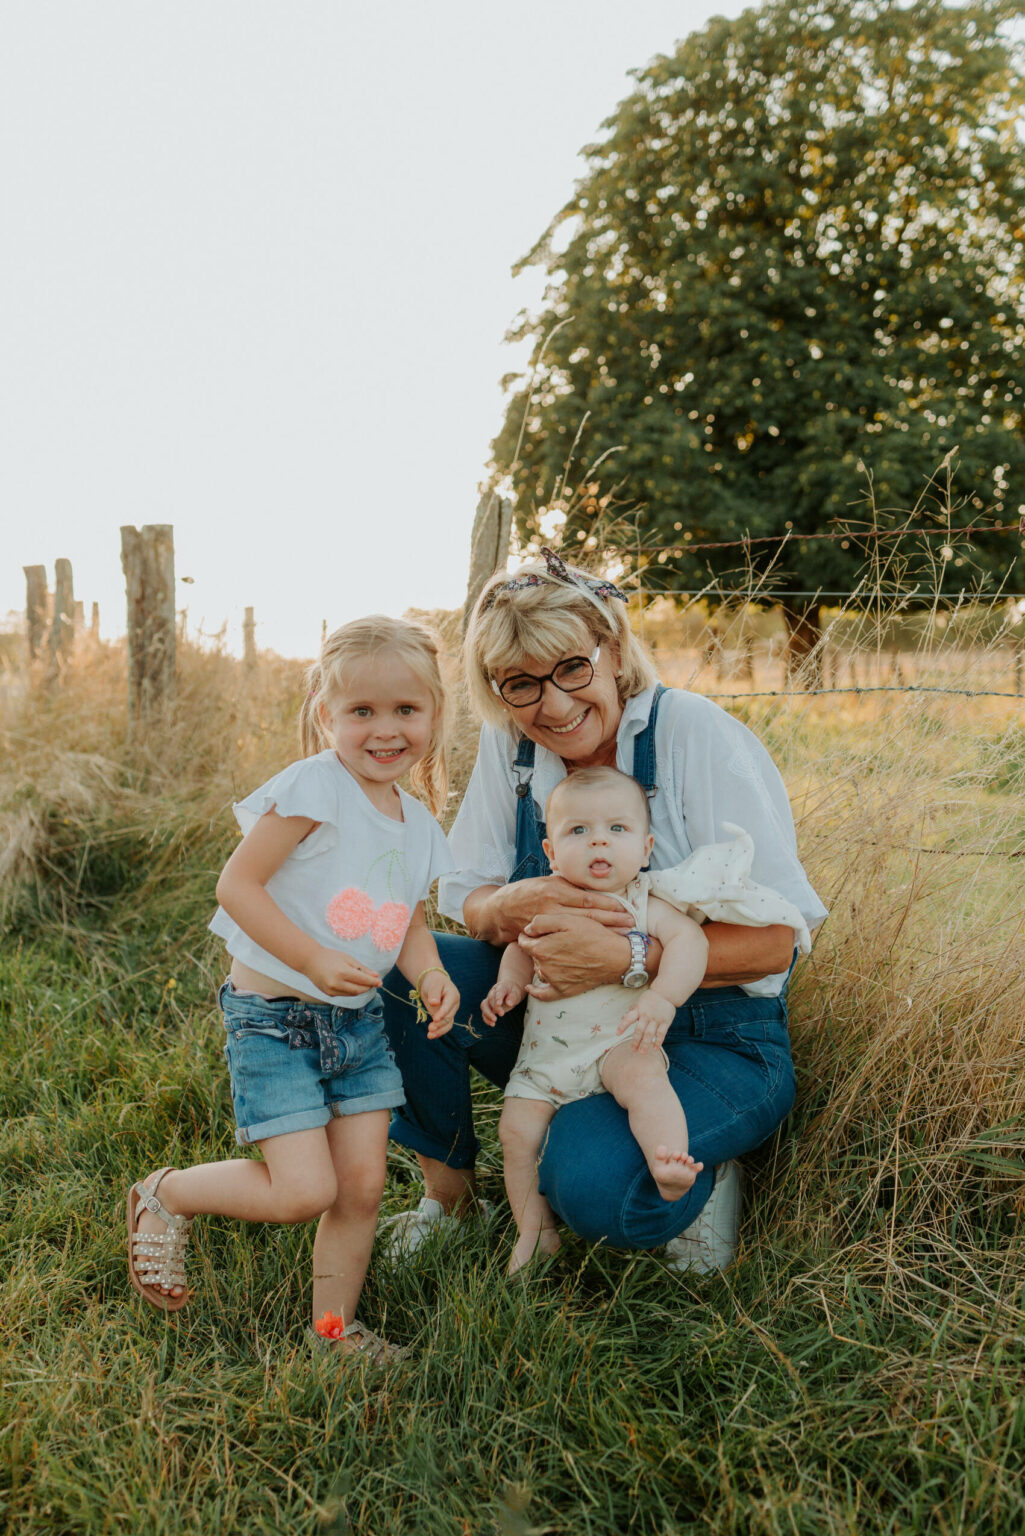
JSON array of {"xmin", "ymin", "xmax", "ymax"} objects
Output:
[{"xmin": 438, "ymin": 686, "xmax": 828, "ymax": 998}]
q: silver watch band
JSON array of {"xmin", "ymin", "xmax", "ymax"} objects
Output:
[{"xmin": 622, "ymin": 929, "xmax": 649, "ymax": 987}]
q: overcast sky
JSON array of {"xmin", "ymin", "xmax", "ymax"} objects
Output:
[{"xmin": 1, "ymin": 1, "xmax": 746, "ymax": 657}]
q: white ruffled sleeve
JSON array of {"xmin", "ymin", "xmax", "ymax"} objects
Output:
[
  {"xmin": 665, "ymin": 693, "xmax": 827, "ymax": 933},
  {"xmin": 437, "ymin": 725, "xmax": 518, "ymax": 924},
  {"xmin": 233, "ymin": 756, "xmax": 339, "ymax": 858},
  {"xmin": 413, "ymin": 805, "xmax": 456, "ymax": 901}
]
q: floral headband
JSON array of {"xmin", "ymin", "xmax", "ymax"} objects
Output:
[{"xmin": 480, "ymin": 546, "xmax": 628, "ymax": 613}]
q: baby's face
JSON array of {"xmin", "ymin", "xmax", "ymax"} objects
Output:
[{"xmin": 543, "ymin": 783, "xmax": 653, "ymax": 892}]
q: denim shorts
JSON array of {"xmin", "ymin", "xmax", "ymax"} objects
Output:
[{"xmin": 219, "ymin": 982, "xmax": 405, "ymax": 1146}]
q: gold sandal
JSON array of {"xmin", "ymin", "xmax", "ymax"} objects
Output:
[
  {"xmin": 127, "ymin": 1168, "xmax": 191, "ymax": 1313},
  {"xmin": 307, "ymin": 1317, "xmax": 407, "ymax": 1365}
]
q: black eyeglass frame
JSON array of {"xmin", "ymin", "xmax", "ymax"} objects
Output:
[{"xmin": 490, "ymin": 643, "xmax": 602, "ymax": 709}]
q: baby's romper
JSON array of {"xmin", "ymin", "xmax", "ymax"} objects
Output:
[
  {"xmin": 502, "ymin": 825, "xmax": 813, "ymax": 1111},
  {"xmin": 504, "ymin": 875, "xmax": 663, "ymax": 1108}
]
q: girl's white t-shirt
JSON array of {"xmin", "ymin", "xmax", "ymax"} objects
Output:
[
  {"xmin": 438, "ymin": 686, "xmax": 828, "ymax": 999},
  {"xmin": 209, "ymin": 751, "xmax": 453, "ymax": 1006}
]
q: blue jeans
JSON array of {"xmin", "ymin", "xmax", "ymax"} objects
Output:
[
  {"xmin": 384, "ymin": 933, "xmax": 795, "ymax": 1250},
  {"xmin": 220, "ymin": 983, "xmax": 404, "ymax": 1146}
]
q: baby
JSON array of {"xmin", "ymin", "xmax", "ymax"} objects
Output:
[{"xmin": 485, "ymin": 766, "xmax": 710, "ymax": 1275}]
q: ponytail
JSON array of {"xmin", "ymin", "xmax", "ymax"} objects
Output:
[
  {"xmin": 409, "ymin": 732, "xmax": 448, "ymax": 820},
  {"xmin": 298, "ymin": 661, "xmax": 330, "ymax": 758}
]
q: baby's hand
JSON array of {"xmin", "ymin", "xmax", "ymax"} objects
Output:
[
  {"xmin": 420, "ymin": 972, "xmax": 460, "ymax": 1040},
  {"xmin": 482, "ymin": 979, "xmax": 527, "ymax": 1027},
  {"xmin": 618, "ymin": 991, "xmax": 676, "ymax": 1053},
  {"xmin": 307, "ymin": 945, "xmax": 382, "ymax": 998}
]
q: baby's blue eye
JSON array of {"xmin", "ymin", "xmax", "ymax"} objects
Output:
[
  {"xmin": 611, "ymin": 823, "xmax": 626, "ymax": 832},
  {"xmin": 570, "ymin": 825, "xmax": 586, "ymax": 836},
  {"xmin": 398, "ymin": 705, "xmax": 416, "ymax": 716},
  {"xmin": 353, "ymin": 706, "xmax": 372, "ymax": 717}
]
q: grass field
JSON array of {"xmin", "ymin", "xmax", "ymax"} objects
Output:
[{"xmin": 2, "ymin": 621, "xmax": 1024, "ymax": 1535}]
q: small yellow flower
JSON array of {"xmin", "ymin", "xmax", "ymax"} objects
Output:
[{"xmin": 167, "ymin": 979, "xmax": 177, "ymax": 990}]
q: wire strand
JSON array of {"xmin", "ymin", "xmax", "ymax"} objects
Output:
[
  {"xmin": 628, "ymin": 521, "xmax": 1024, "ymax": 555},
  {"xmin": 703, "ymin": 684, "xmax": 1025, "ymax": 700},
  {"xmin": 632, "ymin": 588, "xmax": 1025, "ymax": 601}
]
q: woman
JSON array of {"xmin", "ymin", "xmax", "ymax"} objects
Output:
[{"xmin": 381, "ymin": 550, "xmax": 827, "ymax": 1267}]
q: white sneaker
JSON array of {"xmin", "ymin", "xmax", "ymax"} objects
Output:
[
  {"xmin": 378, "ymin": 1195, "xmax": 495, "ymax": 1263},
  {"xmin": 664, "ymin": 1160, "xmax": 744, "ymax": 1276}
]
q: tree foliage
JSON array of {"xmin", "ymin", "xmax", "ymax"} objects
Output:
[{"xmin": 491, "ymin": 0, "xmax": 1025, "ymax": 617}]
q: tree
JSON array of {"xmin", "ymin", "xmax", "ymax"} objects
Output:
[{"xmin": 491, "ymin": 0, "xmax": 1025, "ymax": 659}]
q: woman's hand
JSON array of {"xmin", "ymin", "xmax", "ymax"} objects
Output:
[
  {"xmin": 468, "ymin": 876, "xmax": 634, "ymax": 948},
  {"xmin": 306, "ymin": 946, "xmax": 381, "ymax": 998},
  {"xmin": 520, "ymin": 913, "xmax": 633, "ymax": 1001}
]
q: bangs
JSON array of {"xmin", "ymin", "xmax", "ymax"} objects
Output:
[
  {"xmin": 464, "ymin": 558, "xmax": 659, "ymax": 730},
  {"xmin": 478, "ymin": 606, "xmax": 595, "ymax": 679}
]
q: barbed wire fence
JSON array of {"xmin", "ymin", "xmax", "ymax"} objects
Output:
[
  {"xmin": 607, "ymin": 525, "xmax": 1025, "ymax": 868},
  {"xmin": 545, "ymin": 509, "xmax": 1025, "ymax": 697}
]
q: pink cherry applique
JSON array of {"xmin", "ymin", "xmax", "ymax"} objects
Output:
[
  {"xmin": 371, "ymin": 901, "xmax": 409, "ymax": 951},
  {"xmin": 325, "ymin": 888, "xmax": 374, "ymax": 940}
]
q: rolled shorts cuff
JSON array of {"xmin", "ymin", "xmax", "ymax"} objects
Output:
[
  {"xmin": 329, "ymin": 1087, "xmax": 406, "ymax": 1119},
  {"xmin": 387, "ymin": 1111, "xmax": 480, "ymax": 1170},
  {"xmin": 236, "ymin": 1090, "xmax": 405, "ymax": 1146}
]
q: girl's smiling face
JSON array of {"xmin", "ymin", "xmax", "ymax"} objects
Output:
[
  {"xmin": 490, "ymin": 631, "xmax": 624, "ymax": 768},
  {"xmin": 320, "ymin": 650, "xmax": 436, "ymax": 806}
]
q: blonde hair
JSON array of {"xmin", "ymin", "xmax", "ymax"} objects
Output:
[
  {"xmin": 298, "ymin": 615, "xmax": 448, "ymax": 816},
  {"xmin": 464, "ymin": 558, "xmax": 657, "ymax": 730},
  {"xmin": 545, "ymin": 766, "xmax": 650, "ymax": 830}
]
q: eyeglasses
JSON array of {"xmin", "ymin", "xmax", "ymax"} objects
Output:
[{"xmin": 491, "ymin": 643, "xmax": 601, "ymax": 708}]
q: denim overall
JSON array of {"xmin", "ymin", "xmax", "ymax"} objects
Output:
[{"xmin": 384, "ymin": 686, "xmax": 796, "ymax": 1249}]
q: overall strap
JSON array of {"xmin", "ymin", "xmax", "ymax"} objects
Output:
[
  {"xmin": 511, "ymin": 732, "xmax": 549, "ymax": 881},
  {"xmin": 631, "ymin": 683, "xmax": 667, "ymax": 796},
  {"xmin": 512, "ymin": 730, "xmax": 536, "ymax": 797}
]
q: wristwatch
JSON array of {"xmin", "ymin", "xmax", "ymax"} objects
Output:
[{"xmin": 622, "ymin": 930, "xmax": 649, "ymax": 989}]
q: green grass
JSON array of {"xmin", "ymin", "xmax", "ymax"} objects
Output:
[
  {"xmin": 2, "ymin": 638, "xmax": 1024, "ymax": 1533},
  {"xmin": 2, "ymin": 912, "xmax": 1024, "ymax": 1535}
]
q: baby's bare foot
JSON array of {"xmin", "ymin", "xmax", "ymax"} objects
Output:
[
  {"xmin": 508, "ymin": 1226, "xmax": 561, "ymax": 1277},
  {"xmin": 651, "ymin": 1147, "xmax": 703, "ymax": 1203}
]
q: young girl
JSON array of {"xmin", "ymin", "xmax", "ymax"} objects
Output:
[{"xmin": 127, "ymin": 616, "xmax": 458, "ymax": 1362}]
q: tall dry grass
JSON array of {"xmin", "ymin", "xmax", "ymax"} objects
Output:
[
  {"xmin": 1, "ymin": 595, "xmax": 1024, "ymax": 1533},
  {"xmin": 3, "ymin": 606, "xmax": 1023, "ymax": 1183}
]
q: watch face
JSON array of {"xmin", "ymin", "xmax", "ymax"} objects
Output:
[{"xmin": 624, "ymin": 969, "xmax": 648, "ymax": 989}]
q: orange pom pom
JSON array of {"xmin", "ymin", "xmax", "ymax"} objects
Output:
[{"xmin": 313, "ymin": 1310, "xmax": 347, "ymax": 1340}]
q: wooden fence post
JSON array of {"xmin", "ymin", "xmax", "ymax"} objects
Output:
[
  {"xmin": 24, "ymin": 565, "xmax": 47, "ymax": 661},
  {"xmin": 48, "ymin": 558, "xmax": 75, "ymax": 676},
  {"xmin": 120, "ymin": 524, "xmax": 176, "ymax": 717},
  {"xmin": 90, "ymin": 602, "xmax": 100, "ymax": 638},
  {"xmin": 463, "ymin": 492, "xmax": 513, "ymax": 631},
  {"xmin": 243, "ymin": 607, "xmax": 256, "ymax": 670}
]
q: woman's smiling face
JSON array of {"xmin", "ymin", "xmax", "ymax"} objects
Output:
[{"xmin": 490, "ymin": 632, "xmax": 624, "ymax": 767}]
